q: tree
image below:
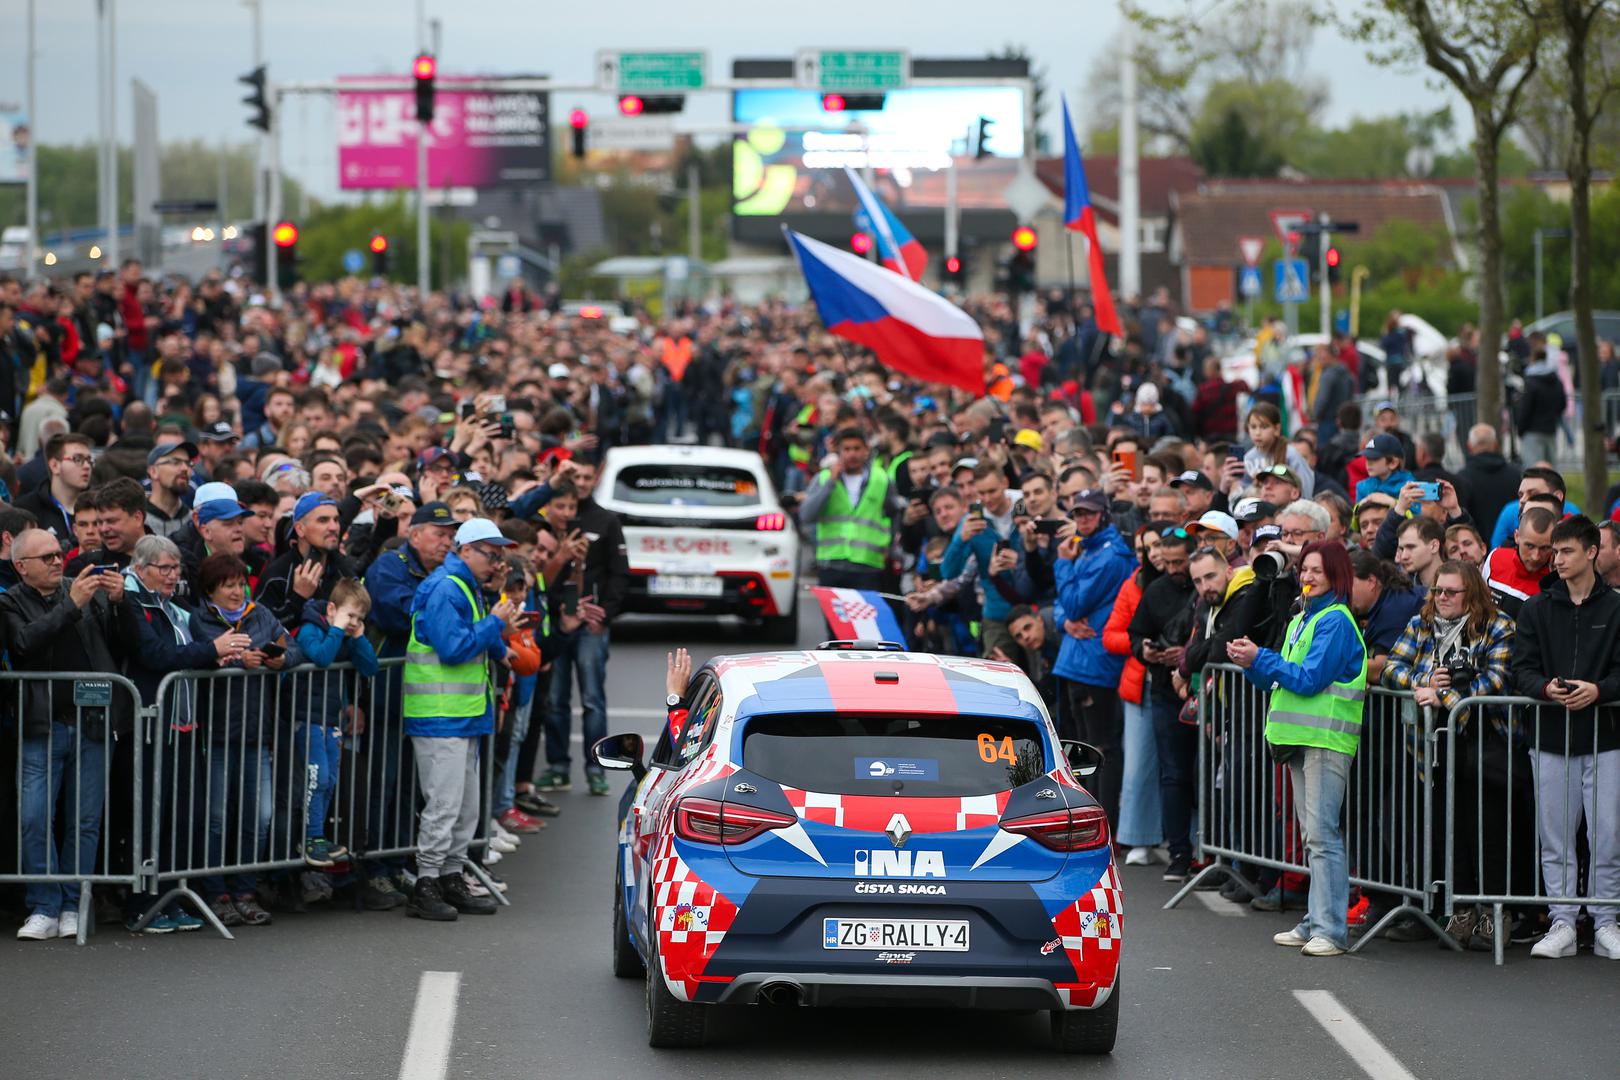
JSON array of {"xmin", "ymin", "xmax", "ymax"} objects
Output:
[
  {"xmin": 1340, "ymin": 0, "xmax": 1550, "ymax": 429},
  {"xmin": 1192, "ymin": 103, "xmax": 1286, "ymax": 176}
]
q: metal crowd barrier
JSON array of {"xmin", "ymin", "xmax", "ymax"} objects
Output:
[
  {"xmin": 1, "ymin": 672, "xmax": 147, "ymax": 945},
  {"xmin": 1442, "ymin": 695, "xmax": 1620, "ymax": 966},
  {"xmin": 1167, "ymin": 664, "xmax": 1455, "ymax": 953},
  {"xmin": 4, "ymin": 660, "xmax": 506, "ymax": 945}
]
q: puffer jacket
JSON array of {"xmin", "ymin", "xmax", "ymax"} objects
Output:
[
  {"xmin": 1052, "ymin": 523, "xmax": 1136, "ymax": 688},
  {"xmin": 1103, "ymin": 573, "xmax": 1148, "ymax": 705}
]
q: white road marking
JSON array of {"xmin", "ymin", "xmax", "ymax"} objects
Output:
[
  {"xmin": 399, "ymin": 971, "xmax": 461, "ymax": 1080},
  {"xmin": 1292, "ymin": 990, "xmax": 1418, "ymax": 1080},
  {"xmin": 1192, "ymin": 889, "xmax": 1246, "ymax": 916}
]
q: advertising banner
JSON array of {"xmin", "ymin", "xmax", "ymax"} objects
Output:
[
  {"xmin": 337, "ymin": 79, "xmax": 550, "ymax": 190},
  {"xmin": 0, "ymin": 111, "xmax": 30, "ymax": 185}
]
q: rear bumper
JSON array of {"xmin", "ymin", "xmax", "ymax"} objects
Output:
[
  {"xmin": 625, "ymin": 569, "xmax": 793, "ymax": 618},
  {"xmin": 714, "ymin": 972, "xmax": 1069, "ymax": 1010}
]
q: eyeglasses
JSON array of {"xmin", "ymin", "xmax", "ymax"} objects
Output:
[
  {"xmin": 147, "ymin": 562, "xmax": 182, "ymax": 574},
  {"xmin": 60, "ymin": 455, "xmax": 93, "ymax": 467},
  {"xmin": 1431, "ymin": 586, "xmax": 1466, "ymax": 598},
  {"xmin": 17, "ymin": 551, "xmax": 64, "ymax": 564},
  {"xmin": 1280, "ymin": 527, "xmax": 1321, "ymax": 541},
  {"xmin": 1164, "ymin": 528, "xmax": 1190, "ymax": 539}
]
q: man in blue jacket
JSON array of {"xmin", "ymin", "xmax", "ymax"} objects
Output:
[
  {"xmin": 403, "ymin": 517, "xmax": 520, "ymax": 921},
  {"xmin": 1051, "ymin": 488, "xmax": 1136, "ymax": 827},
  {"xmin": 943, "ymin": 462, "xmax": 1025, "ymax": 663}
]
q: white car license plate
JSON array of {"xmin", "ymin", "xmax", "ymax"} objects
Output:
[
  {"xmin": 648, "ymin": 574, "xmax": 723, "ymax": 597},
  {"xmin": 822, "ymin": 918, "xmax": 970, "ymax": 951}
]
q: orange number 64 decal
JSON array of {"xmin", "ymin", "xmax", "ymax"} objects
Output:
[{"xmin": 977, "ymin": 733, "xmax": 1018, "ymax": 764}]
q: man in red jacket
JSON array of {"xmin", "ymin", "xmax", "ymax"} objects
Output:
[
  {"xmin": 1484, "ymin": 504, "xmax": 1558, "ymax": 619},
  {"xmin": 118, "ymin": 259, "xmax": 156, "ymax": 402}
]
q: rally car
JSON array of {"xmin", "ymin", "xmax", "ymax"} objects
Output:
[
  {"xmin": 591, "ymin": 641, "xmax": 1121, "ymax": 1053},
  {"xmin": 596, "ymin": 445, "xmax": 799, "ymax": 643}
]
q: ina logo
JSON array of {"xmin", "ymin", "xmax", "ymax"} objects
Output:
[{"xmin": 853, "ymin": 849, "xmax": 945, "ymax": 878}]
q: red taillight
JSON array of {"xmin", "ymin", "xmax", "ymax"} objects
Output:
[
  {"xmin": 755, "ymin": 512, "xmax": 786, "ymax": 531},
  {"xmin": 673, "ymin": 797, "xmax": 797, "ymax": 845},
  {"xmin": 1000, "ymin": 806, "xmax": 1109, "ymax": 852}
]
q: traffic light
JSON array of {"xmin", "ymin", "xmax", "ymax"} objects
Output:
[
  {"xmin": 945, "ymin": 254, "xmax": 962, "ymax": 281},
  {"xmin": 1011, "ymin": 225, "xmax": 1038, "ymax": 253},
  {"xmin": 240, "ymin": 66, "xmax": 270, "ymax": 133},
  {"xmin": 820, "ymin": 93, "xmax": 885, "ymax": 111},
  {"xmin": 1325, "ymin": 245, "xmax": 1341, "ymax": 285},
  {"xmin": 569, "ymin": 108, "xmax": 588, "ymax": 159},
  {"xmin": 1297, "ymin": 229, "xmax": 1321, "ymax": 282},
  {"xmin": 975, "ymin": 116, "xmax": 995, "ymax": 160},
  {"xmin": 247, "ymin": 222, "xmax": 268, "ymax": 282},
  {"xmin": 618, "ymin": 95, "xmax": 684, "ymax": 115},
  {"xmin": 851, "ymin": 232, "xmax": 874, "ymax": 255},
  {"xmin": 1008, "ymin": 250, "xmax": 1036, "ymax": 294},
  {"xmin": 272, "ymin": 220, "xmax": 299, "ymax": 288},
  {"xmin": 369, "ymin": 234, "xmax": 390, "ymax": 276},
  {"xmin": 413, "ymin": 53, "xmax": 437, "ymax": 124}
]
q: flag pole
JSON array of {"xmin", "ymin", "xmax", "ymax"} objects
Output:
[{"xmin": 1065, "ymin": 231, "xmax": 1076, "ymax": 313}]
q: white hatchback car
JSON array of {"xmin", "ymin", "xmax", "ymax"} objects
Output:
[{"xmin": 596, "ymin": 445, "xmax": 800, "ymax": 642}]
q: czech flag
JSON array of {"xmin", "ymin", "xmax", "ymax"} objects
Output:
[
  {"xmin": 1061, "ymin": 96, "xmax": 1123, "ymax": 336},
  {"xmin": 785, "ymin": 226, "xmax": 984, "ymax": 394},
  {"xmin": 811, "ymin": 586, "xmax": 907, "ymax": 645},
  {"xmin": 845, "ymin": 166, "xmax": 927, "ymax": 281}
]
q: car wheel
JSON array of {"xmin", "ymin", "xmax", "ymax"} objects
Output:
[
  {"xmin": 762, "ymin": 596, "xmax": 799, "ymax": 645},
  {"xmin": 645, "ymin": 935, "xmax": 709, "ymax": 1049},
  {"xmin": 612, "ymin": 863, "xmax": 645, "ymax": 979},
  {"xmin": 1050, "ymin": 976, "xmax": 1119, "ymax": 1055}
]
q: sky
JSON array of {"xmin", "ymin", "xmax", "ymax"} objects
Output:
[{"xmin": 8, "ymin": 0, "xmax": 1460, "ymax": 203}]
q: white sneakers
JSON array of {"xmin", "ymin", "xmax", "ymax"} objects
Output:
[
  {"xmin": 16, "ymin": 914, "xmax": 58, "ymax": 940},
  {"xmin": 1531, "ymin": 921, "xmax": 1579, "ymax": 959},
  {"xmin": 1273, "ymin": 928, "xmax": 1309, "ymax": 948},
  {"xmin": 57, "ymin": 912, "xmax": 79, "ymax": 939},
  {"xmin": 1594, "ymin": 923, "xmax": 1620, "ymax": 960},
  {"xmin": 1302, "ymin": 936, "xmax": 1346, "ymax": 957},
  {"xmin": 1123, "ymin": 848, "xmax": 1154, "ymax": 867}
]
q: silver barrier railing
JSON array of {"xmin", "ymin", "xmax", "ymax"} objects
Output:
[
  {"xmin": 1443, "ymin": 695, "xmax": 1620, "ymax": 966},
  {"xmin": 2, "ymin": 672, "xmax": 147, "ymax": 945},
  {"xmin": 1166, "ymin": 664, "xmax": 1455, "ymax": 953}
]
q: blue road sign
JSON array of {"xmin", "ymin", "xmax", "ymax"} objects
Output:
[
  {"xmin": 1238, "ymin": 265, "xmax": 1262, "ymax": 299},
  {"xmin": 342, "ymin": 249, "xmax": 365, "ymax": 275},
  {"xmin": 1274, "ymin": 258, "xmax": 1309, "ymax": 304}
]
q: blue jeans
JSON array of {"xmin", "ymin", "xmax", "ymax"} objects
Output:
[
  {"xmin": 1150, "ymin": 689, "xmax": 1197, "ymax": 860},
  {"xmin": 498, "ymin": 698, "xmax": 533, "ymax": 814},
  {"xmin": 20, "ymin": 724, "xmax": 107, "ymax": 918},
  {"xmin": 295, "ymin": 723, "xmax": 343, "ymax": 839},
  {"xmin": 546, "ymin": 628, "xmax": 610, "ymax": 777},
  {"xmin": 1118, "ymin": 699, "xmax": 1164, "ymax": 847},
  {"xmin": 1286, "ymin": 747, "xmax": 1352, "ymax": 948},
  {"xmin": 201, "ymin": 743, "xmax": 273, "ymax": 897}
]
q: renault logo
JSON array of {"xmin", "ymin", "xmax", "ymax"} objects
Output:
[{"xmin": 885, "ymin": 812, "xmax": 912, "ymax": 850}]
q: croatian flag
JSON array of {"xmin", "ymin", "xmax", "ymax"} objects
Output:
[
  {"xmin": 812, "ymin": 587, "xmax": 907, "ymax": 645},
  {"xmin": 784, "ymin": 227, "xmax": 984, "ymax": 394},
  {"xmin": 845, "ymin": 166, "xmax": 927, "ymax": 281},
  {"xmin": 1061, "ymin": 96, "xmax": 1123, "ymax": 336}
]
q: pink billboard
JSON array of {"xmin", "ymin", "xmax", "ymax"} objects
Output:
[{"xmin": 336, "ymin": 78, "xmax": 551, "ymax": 190}]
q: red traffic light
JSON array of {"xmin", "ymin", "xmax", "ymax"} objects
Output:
[
  {"xmin": 569, "ymin": 108, "xmax": 588, "ymax": 130},
  {"xmin": 1325, "ymin": 246, "xmax": 1341, "ymax": 268},
  {"xmin": 618, "ymin": 95, "xmax": 645, "ymax": 117},
  {"xmin": 369, "ymin": 234, "xmax": 388, "ymax": 254},
  {"xmin": 271, "ymin": 222, "xmax": 299, "ymax": 248},
  {"xmin": 413, "ymin": 54, "xmax": 436, "ymax": 80},
  {"xmin": 1011, "ymin": 226, "xmax": 1038, "ymax": 252},
  {"xmin": 821, "ymin": 93, "xmax": 847, "ymax": 112},
  {"xmin": 851, "ymin": 232, "xmax": 873, "ymax": 255},
  {"xmin": 945, "ymin": 256, "xmax": 962, "ymax": 274}
]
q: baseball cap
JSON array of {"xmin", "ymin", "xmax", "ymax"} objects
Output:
[
  {"xmin": 455, "ymin": 517, "xmax": 515, "ymax": 548},
  {"xmin": 1358, "ymin": 433, "xmax": 1405, "ymax": 460},
  {"xmin": 1258, "ymin": 463, "xmax": 1303, "ymax": 488},
  {"xmin": 547, "ymin": 362, "xmax": 572, "ymax": 379},
  {"xmin": 1374, "ymin": 400, "xmax": 1398, "ymax": 415},
  {"xmin": 196, "ymin": 498, "xmax": 251, "ymax": 524},
  {"xmin": 418, "ymin": 447, "xmax": 453, "ymax": 470},
  {"xmin": 197, "ymin": 420, "xmax": 238, "ymax": 443},
  {"xmin": 1013, "ymin": 429, "xmax": 1044, "ymax": 452},
  {"xmin": 1191, "ymin": 510, "xmax": 1240, "ymax": 540},
  {"xmin": 410, "ymin": 501, "xmax": 456, "ymax": 527},
  {"xmin": 1170, "ymin": 469, "xmax": 1214, "ymax": 492},
  {"xmin": 1070, "ymin": 488, "xmax": 1109, "ymax": 514},
  {"xmin": 1231, "ymin": 497, "xmax": 1278, "ymax": 524},
  {"xmin": 193, "ymin": 481, "xmax": 240, "ymax": 508},
  {"xmin": 292, "ymin": 492, "xmax": 338, "ymax": 522},
  {"xmin": 1251, "ymin": 523, "xmax": 1283, "ymax": 546},
  {"xmin": 147, "ymin": 441, "xmax": 198, "ymax": 467},
  {"xmin": 952, "ymin": 457, "xmax": 979, "ymax": 473}
]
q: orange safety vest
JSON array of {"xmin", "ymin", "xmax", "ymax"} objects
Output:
[{"xmin": 661, "ymin": 337, "xmax": 693, "ymax": 382}]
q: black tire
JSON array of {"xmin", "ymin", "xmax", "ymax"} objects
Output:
[
  {"xmin": 1050, "ymin": 976, "xmax": 1119, "ymax": 1054},
  {"xmin": 612, "ymin": 866, "xmax": 644, "ymax": 979},
  {"xmin": 646, "ymin": 929, "xmax": 708, "ymax": 1048},
  {"xmin": 762, "ymin": 596, "xmax": 799, "ymax": 645}
]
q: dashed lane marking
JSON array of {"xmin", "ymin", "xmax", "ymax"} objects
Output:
[
  {"xmin": 399, "ymin": 971, "xmax": 461, "ymax": 1080},
  {"xmin": 1293, "ymin": 989, "xmax": 1418, "ymax": 1080}
]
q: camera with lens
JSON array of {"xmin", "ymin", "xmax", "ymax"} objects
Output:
[
  {"xmin": 1442, "ymin": 650, "xmax": 1476, "ymax": 688},
  {"xmin": 1251, "ymin": 550, "xmax": 1289, "ymax": 580}
]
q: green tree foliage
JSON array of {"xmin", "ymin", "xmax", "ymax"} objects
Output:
[{"xmin": 295, "ymin": 195, "xmax": 466, "ymax": 286}]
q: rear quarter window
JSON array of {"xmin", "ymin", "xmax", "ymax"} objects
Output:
[
  {"xmin": 740, "ymin": 713, "xmax": 1046, "ymax": 797},
  {"xmin": 612, "ymin": 463, "xmax": 763, "ymax": 508}
]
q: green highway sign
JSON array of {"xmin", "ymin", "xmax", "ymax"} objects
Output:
[
  {"xmin": 597, "ymin": 50, "xmax": 707, "ymax": 91},
  {"xmin": 795, "ymin": 49, "xmax": 910, "ymax": 92}
]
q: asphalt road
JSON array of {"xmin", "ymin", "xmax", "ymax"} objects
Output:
[{"xmin": 4, "ymin": 604, "xmax": 1615, "ymax": 1080}]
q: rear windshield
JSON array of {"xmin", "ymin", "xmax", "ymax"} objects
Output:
[
  {"xmin": 740, "ymin": 713, "xmax": 1046, "ymax": 797},
  {"xmin": 612, "ymin": 463, "xmax": 762, "ymax": 508}
]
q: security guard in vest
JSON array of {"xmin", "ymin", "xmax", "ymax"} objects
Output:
[
  {"xmin": 1226, "ymin": 540, "xmax": 1367, "ymax": 958},
  {"xmin": 798, "ymin": 426, "xmax": 910, "ymax": 592},
  {"xmin": 403, "ymin": 517, "xmax": 521, "ymax": 921}
]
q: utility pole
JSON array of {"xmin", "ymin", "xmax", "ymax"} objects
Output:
[
  {"xmin": 1318, "ymin": 222, "xmax": 1332, "ymax": 337},
  {"xmin": 105, "ymin": 0, "xmax": 119, "ymax": 265},
  {"xmin": 24, "ymin": 0, "xmax": 37, "ymax": 275},
  {"xmin": 687, "ymin": 160, "xmax": 701, "ymax": 261},
  {"xmin": 1118, "ymin": 19, "xmax": 1141, "ymax": 300},
  {"xmin": 245, "ymin": 0, "xmax": 264, "ymax": 227},
  {"xmin": 416, "ymin": 0, "xmax": 430, "ymax": 299}
]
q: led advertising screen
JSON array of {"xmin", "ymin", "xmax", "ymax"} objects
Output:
[
  {"xmin": 732, "ymin": 86, "xmax": 1025, "ymax": 221},
  {"xmin": 336, "ymin": 78, "xmax": 551, "ymax": 190}
]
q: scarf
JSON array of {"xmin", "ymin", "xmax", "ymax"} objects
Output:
[{"xmin": 211, "ymin": 599, "xmax": 251, "ymax": 625}]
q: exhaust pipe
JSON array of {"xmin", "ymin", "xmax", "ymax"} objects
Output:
[{"xmin": 758, "ymin": 981, "xmax": 804, "ymax": 1006}]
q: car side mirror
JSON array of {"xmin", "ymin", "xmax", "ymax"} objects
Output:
[
  {"xmin": 592, "ymin": 732, "xmax": 646, "ymax": 781},
  {"xmin": 1061, "ymin": 739, "xmax": 1104, "ymax": 780}
]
